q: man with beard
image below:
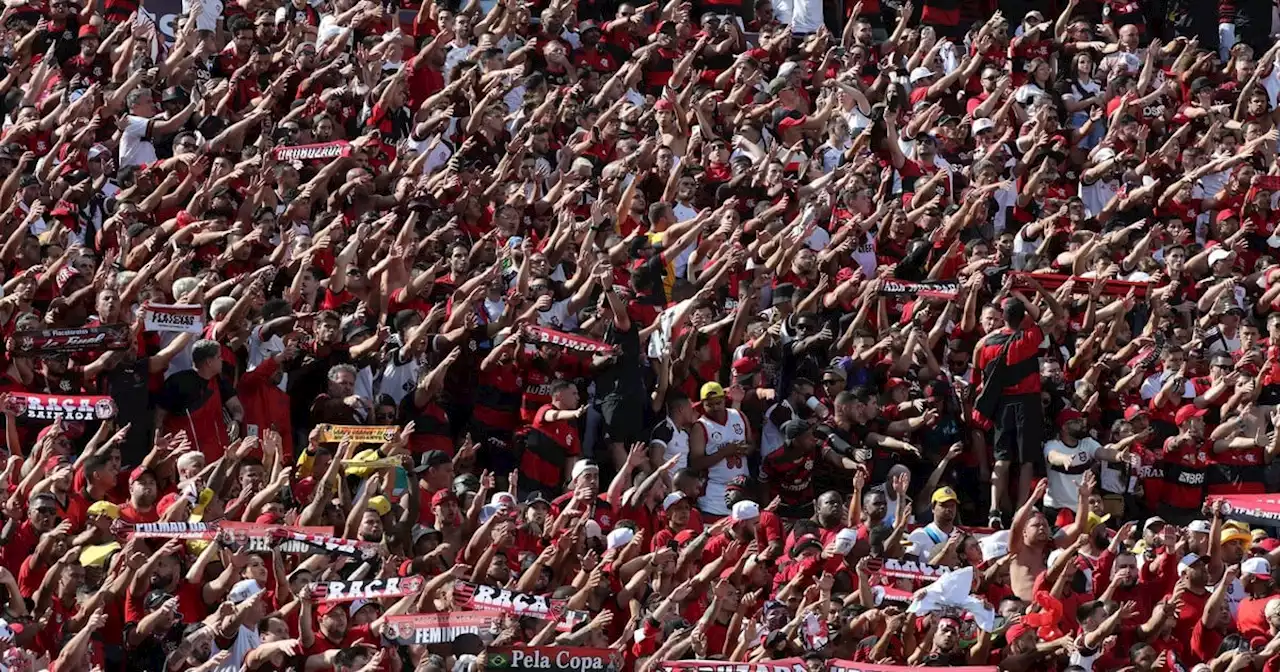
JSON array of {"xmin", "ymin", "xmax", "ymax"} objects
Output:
[
  {"xmin": 1161, "ymin": 406, "xmax": 1212, "ymax": 524},
  {"xmin": 1043, "ymin": 408, "xmax": 1133, "ymax": 521},
  {"xmin": 1235, "ymin": 556, "xmax": 1278, "ymax": 639},
  {"xmin": 906, "ymin": 487, "xmax": 960, "ymax": 562},
  {"xmin": 118, "ymin": 467, "xmax": 159, "ymax": 524},
  {"xmin": 125, "ymin": 539, "xmax": 203, "ymax": 629},
  {"xmin": 816, "ymin": 387, "xmax": 922, "ymax": 490},
  {"xmin": 700, "ymin": 499, "xmax": 760, "ymax": 567},
  {"xmin": 300, "ymin": 586, "xmax": 415, "ymax": 664}
]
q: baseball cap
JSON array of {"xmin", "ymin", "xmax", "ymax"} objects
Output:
[
  {"xmin": 228, "ymin": 579, "xmax": 263, "ymax": 605},
  {"xmin": 1174, "ymin": 405, "xmax": 1208, "ymax": 425},
  {"xmin": 1222, "ymin": 528, "xmax": 1253, "ymax": 548},
  {"xmin": 1187, "ymin": 520, "xmax": 1212, "ymax": 534},
  {"xmin": 1242, "ymin": 557, "xmax": 1272, "ymax": 581},
  {"xmin": 412, "ymin": 525, "xmax": 441, "ymax": 545},
  {"xmin": 430, "ymin": 490, "xmax": 458, "ymax": 509},
  {"xmin": 1056, "ymin": 408, "xmax": 1083, "ymax": 426},
  {"xmin": 1144, "ymin": 516, "xmax": 1167, "ymax": 532},
  {"xmin": 583, "ymin": 520, "xmax": 604, "ymax": 539},
  {"xmin": 790, "ymin": 534, "xmax": 823, "ymax": 557},
  {"xmin": 972, "ymin": 117, "xmax": 996, "ymax": 135},
  {"xmin": 1124, "ymin": 404, "xmax": 1148, "ymax": 421},
  {"xmin": 1178, "ymin": 553, "xmax": 1206, "ymax": 575},
  {"xmin": 571, "ymin": 461, "xmax": 599, "ymax": 481},
  {"xmin": 731, "ymin": 500, "xmax": 760, "ymax": 522},
  {"xmin": 662, "ymin": 492, "xmax": 688, "ymax": 511},
  {"xmin": 1208, "ymin": 247, "xmax": 1233, "ymax": 266},
  {"xmin": 700, "ymin": 382, "xmax": 726, "ymax": 400},
  {"xmin": 606, "ymin": 528, "xmax": 635, "ymax": 551},
  {"xmin": 931, "ymin": 487, "xmax": 959, "ymax": 505},
  {"xmin": 1004, "ymin": 622, "xmax": 1032, "ymax": 643},
  {"xmin": 87, "ymin": 501, "xmax": 120, "ymax": 520},
  {"xmin": 415, "ymin": 450, "xmax": 450, "ymax": 474},
  {"xmin": 909, "ymin": 67, "xmax": 935, "ymax": 83},
  {"xmin": 524, "ymin": 491, "xmax": 552, "ymax": 509},
  {"xmin": 368, "ymin": 495, "xmax": 391, "ymax": 517}
]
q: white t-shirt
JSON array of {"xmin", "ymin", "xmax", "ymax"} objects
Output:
[
  {"xmin": 1044, "ymin": 437, "xmax": 1102, "ymax": 510},
  {"xmin": 906, "ymin": 522, "xmax": 950, "ymax": 561},
  {"xmin": 119, "ymin": 115, "xmax": 157, "ymax": 168}
]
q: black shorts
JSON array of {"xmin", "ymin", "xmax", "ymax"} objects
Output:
[
  {"xmin": 992, "ymin": 394, "xmax": 1044, "ymax": 466},
  {"xmin": 600, "ymin": 394, "xmax": 644, "ymax": 445}
]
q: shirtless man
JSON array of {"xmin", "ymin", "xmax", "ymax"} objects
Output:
[{"xmin": 1008, "ymin": 478, "xmax": 1052, "ymax": 601}]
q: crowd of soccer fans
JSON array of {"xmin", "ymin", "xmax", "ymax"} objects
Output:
[{"xmin": 5, "ymin": 0, "xmax": 1280, "ymax": 669}]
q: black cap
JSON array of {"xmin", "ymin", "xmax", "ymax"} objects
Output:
[
  {"xmin": 415, "ymin": 450, "xmax": 450, "ymax": 474},
  {"xmin": 1191, "ymin": 77, "xmax": 1213, "ymax": 93},
  {"xmin": 17, "ymin": 174, "xmax": 37, "ymax": 188},
  {"xmin": 525, "ymin": 491, "xmax": 552, "ymax": 508},
  {"xmin": 781, "ymin": 419, "xmax": 812, "ymax": 444},
  {"xmin": 144, "ymin": 590, "xmax": 172, "ymax": 611},
  {"xmin": 162, "ymin": 86, "xmax": 188, "ymax": 103}
]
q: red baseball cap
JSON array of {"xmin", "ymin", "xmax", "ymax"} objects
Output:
[
  {"xmin": 1174, "ymin": 405, "xmax": 1208, "ymax": 426},
  {"xmin": 1056, "ymin": 408, "xmax": 1083, "ymax": 426},
  {"xmin": 1124, "ymin": 404, "xmax": 1147, "ymax": 421}
]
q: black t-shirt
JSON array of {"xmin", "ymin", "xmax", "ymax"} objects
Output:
[
  {"xmin": 103, "ymin": 357, "xmax": 153, "ymax": 465},
  {"xmin": 159, "ymin": 369, "xmax": 234, "ymax": 416},
  {"xmin": 123, "ymin": 621, "xmax": 185, "ymax": 672},
  {"xmin": 596, "ymin": 321, "xmax": 643, "ymax": 398}
]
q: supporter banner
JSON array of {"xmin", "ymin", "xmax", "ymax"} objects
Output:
[
  {"xmin": 870, "ymin": 585, "xmax": 913, "ymax": 605},
  {"xmin": 142, "ymin": 303, "xmax": 204, "ymax": 333},
  {"xmin": 383, "ymin": 611, "xmax": 501, "ymax": 645},
  {"xmin": 556, "ymin": 609, "xmax": 590, "ymax": 633},
  {"xmin": 1010, "ymin": 271, "xmax": 1148, "ymax": 298},
  {"xmin": 1209, "ymin": 494, "xmax": 1280, "ymax": 527},
  {"xmin": 219, "ymin": 522, "xmax": 331, "ymax": 554},
  {"xmin": 454, "ymin": 581, "xmax": 568, "ymax": 621},
  {"xmin": 661, "ymin": 660, "xmax": 996, "ymax": 672},
  {"xmin": 18, "ymin": 394, "xmax": 117, "ymax": 422},
  {"xmin": 828, "ymin": 661, "xmax": 997, "ymax": 672},
  {"xmin": 129, "ymin": 521, "xmax": 217, "ymax": 540},
  {"xmin": 485, "ymin": 647, "xmax": 620, "ymax": 672},
  {"xmin": 520, "ymin": 325, "xmax": 618, "ymax": 355},
  {"xmin": 317, "ymin": 424, "xmax": 399, "ymax": 444},
  {"xmin": 341, "ymin": 457, "xmax": 402, "ymax": 469},
  {"xmin": 875, "ymin": 558, "xmax": 953, "ymax": 583},
  {"xmin": 273, "ymin": 141, "xmax": 352, "ymax": 162},
  {"xmin": 660, "ymin": 660, "xmax": 805, "ymax": 672},
  {"xmin": 307, "ymin": 576, "xmax": 424, "ymax": 603},
  {"xmin": 877, "ymin": 279, "xmax": 959, "ymax": 300},
  {"xmin": 270, "ymin": 528, "xmax": 381, "ymax": 559},
  {"xmin": 10, "ymin": 324, "xmax": 130, "ymax": 355}
]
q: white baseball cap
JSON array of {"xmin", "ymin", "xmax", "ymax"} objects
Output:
[
  {"xmin": 972, "ymin": 117, "xmax": 996, "ymax": 135},
  {"xmin": 571, "ymin": 461, "xmax": 599, "ymax": 481},
  {"xmin": 1242, "ymin": 557, "xmax": 1273, "ymax": 580},
  {"xmin": 583, "ymin": 520, "xmax": 604, "ymax": 540},
  {"xmin": 662, "ymin": 492, "xmax": 687, "ymax": 511},
  {"xmin": 1187, "ymin": 520, "xmax": 1212, "ymax": 534},
  {"xmin": 1208, "ymin": 248, "xmax": 1233, "ymax": 266},
  {"xmin": 606, "ymin": 528, "xmax": 635, "ymax": 551},
  {"xmin": 909, "ymin": 67, "xmax": 935, "ymax": 83},
  {"xmin": 731, "ymin": 500, "xmax": 760, "ymax": 522},
  {"xmin": 1178, "ymin": 553, "xmax": 1205, "ymax": 575}
]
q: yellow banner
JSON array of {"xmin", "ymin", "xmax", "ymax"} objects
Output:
[
  {"xmin": 340, "ymin": 457, "xmax": 402, "ymax": 469},
  {"xmin": 318, "ymin": 424, "xmax": 399, "ymax": 444}
]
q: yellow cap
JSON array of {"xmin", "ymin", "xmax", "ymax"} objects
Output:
[
  {"xmin": 931, "ymin": 487, "xmax": 959, "ymax": 505},
  {"xmin": 1226, "ymin": 520, "xmax": 1250, "ymax": 533},
  {"xmin": 700, "ymin": 382, "xmax": 725, "ymax": 400},
  {"xmin": 1222, "ymin": 528, "xmax": 1253, "ymax": 548},
  {"xmin": 79, "ymin": 542, "xmax": 120, "ymax": 568},
  {"xmin": 368, "ymin": 495, "xmax": 391, "ymax": 517},
  {"xmin": 1086, "ymin": 512, "xmax": 1111, "ymax": 532},
  {"xmin": 87, "ymin": 501, "xmax": 120, "ymax": 520},
  {"xmin": 1254, "ymin": 529, "xmax": 1269, "ymax": 542}
]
